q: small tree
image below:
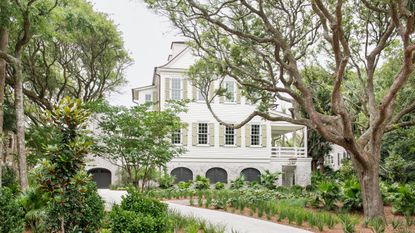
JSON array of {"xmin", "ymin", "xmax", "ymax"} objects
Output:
[
  {"xmin": 35, "ymin": 97, "xmax": 104, "ymax": 233},
  {"xmin": 94, "ymin": 102, "xmax": 186, "ymax": 190}
]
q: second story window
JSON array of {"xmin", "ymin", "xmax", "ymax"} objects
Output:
[
  {"xmin": 251, "ymin": 124, "xmax": 260, "ymax": 146},
  {"xmin": 198, "ymin": 123, "xmax": 208, "ymax": 145},
  {"xmin": 197, "ymin": 89, "xmax": 205, "ymax": 101},
  {"xmin": 225, "ymin": 126, "xmax": 235, "ymax": 145},
  {"xmin": 171, "ymin": 78, "xmax": 181, "ymax": 100},
  {"xmin": 172, "ymin": 129, "xmax": 181, "ymax": 144},
  {"xmin": 224, "ymin": 81, "xmax": 235, "ymax": 102},
  {"xmin": 145, "ymin": 94, "xmax": 152, "ymax": 103}
]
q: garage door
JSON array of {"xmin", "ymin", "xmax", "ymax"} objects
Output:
[
  {"xmin": 206, "ymin": 167, "xmax": 228, "ymax": 184},
  {"xmin": 241, "ymin": 168, "xmax": 261, "ymax": 182},
  {"xmin": 88, "ymin": 168, "xmax": 112, "ymax": 189},
  {"xmin": 171, "ymin": 167, "xmax": 193, "ymax": 183}
]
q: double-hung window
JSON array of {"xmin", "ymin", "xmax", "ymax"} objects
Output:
[
  {"xmin": 171, "ymin": 78, "xmax": 181, "ymax": 100},
  {"xmin": 225, "ymin": 126, "xmax": 235, "ymax": 145},
  {"xmin": 251, "ymin": 124, "xmax": 260, "ymax": 146},
  {"xmin": 224, "ymin": 81, "xmax": 235, "ymax": 102},
  {"xmin": 172, "ymin": 129, "xmax": 181, "ymax": 144},
  {"xmin": 145, "ymin": 94, "xmax": 152, "ymax": 103},
  {"xmin": 198, "ymin": 123, "xmax": 208, "ymax": 145},
  {"xmin": 197, "ymin": 89, "xmax": 205, "ymax": 101}
]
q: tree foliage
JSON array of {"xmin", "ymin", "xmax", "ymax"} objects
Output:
[
  {"xmin": 93, "ymin": 102, "xmax": 187, "ymax": 190},
  {"xmin": 144, "ymin": 0, "xmax": 415, "ymax": 219},
  {"xmin": 35, "ymin": 97, "xmax": 104, "ymax": 233}
]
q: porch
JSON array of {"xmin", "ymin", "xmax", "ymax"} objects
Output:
[{"xmin": 270, "ymin": 125, "xmax": 307, "ymax": 158}]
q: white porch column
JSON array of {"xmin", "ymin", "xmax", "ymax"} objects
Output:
[{"xmin": 303, "ymin": 126, "xmax": 308, "ymax": 157}]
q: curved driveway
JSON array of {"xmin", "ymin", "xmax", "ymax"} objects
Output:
[{"xmin": 98, "ymin": 189, "xmax": 312, "ymax": 233}]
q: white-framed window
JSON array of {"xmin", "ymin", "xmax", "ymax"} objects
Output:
[
  {"xmin": 251, "ymin": 124, "xmax": 261, "ymax": 146},
  {"xmin": 224, "ymin": 81, "xmax": 235, "ymax": 102},
  {"xmin": 225, "ymin": 126, "xmax": 235, "ymax": 145},
  {"xmin": 197, "ymin": 89, "xmax": 205, "ymax": 101},
  {"xmin": 198, "ymin": 123, "xmax": 208, "ymax": 145},
  {"xmin": 145, "ymin": 94, "xmax": 152, "ymax": 103},
  {"xmin": 171, "ymin": 78, "xmax": 181, "ymax": 100},
  {"xmin": 172, "ymin": 129, "xmax": 181, "ymax": 144}
]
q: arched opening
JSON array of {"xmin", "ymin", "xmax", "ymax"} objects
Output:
[
  {"xmin": 206, "ymin": 167, "xmax": 228, "ymax": 184},
  {"xmin": 241, "ymin": 168, "xmax": 261, "ymax": 182},
  {"xmin": 88, "ymin": 168, "xmax": 112, "ymax": 189},
  {"xmin": 171, "ymin": 167, "xmax": 193, "ymax": 183}
]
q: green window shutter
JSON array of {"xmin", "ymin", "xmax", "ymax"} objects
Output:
[
  {"xmin": 245, "ymin": 124, "xmax": 251, "ymax": 147},
  {"xmin": 192, "ymin": 85, "xmax": 197, "ymax": 101},
  {"xmin": 236, "ymin": 85, "xmax": 241, "ymax": 104},
  {"xmin": 209, "ymin": 82, "xmax": 215, "ymax": 101},
  {"xmin": 152, "ymin": 91, "xmax": 158, "ymax": 111},
  {"xmin": 182, "ymin": 127, "xmax": 188, "ymax": 146},
  {"xmin": 236, "ymin": 127, "xmax": 241, "ymax": 147},
  {"xmin": 192, "ymin": 123, "xmax": 197, "ymax": 146},
  {"xmin": 133, "ymin": 90, "xmax": 138, "ymax": 101},
  {"xmin": 183, "ymin": 79, "xmax": 188, "ymax": 99},
  {"xmin": 165, "ymin": 78, "xmax": 170, "ymax": 101},
  {"xmin": 261, "ymin": 125, "xmax": 267, "ymax": 147},
  {"xmin": 209, "ymin": 123, "xmax": 215, "ymax": 146},
  {"xmin": 219, "ymin": 125, "xmax": 224, "ymax": 146}
]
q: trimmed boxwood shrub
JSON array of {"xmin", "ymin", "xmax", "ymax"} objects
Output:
[
  {"xmin": 110, "ymin": 189, "xmax": 170, "ymax": 233},
  {"xmin": 0, "ymin": 187, "xmax": 24, "ymax": 233}
]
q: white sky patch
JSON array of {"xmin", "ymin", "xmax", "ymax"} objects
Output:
[{"xmin": 90, "ymin": 0, "xmax": 183, "ymax": 106}]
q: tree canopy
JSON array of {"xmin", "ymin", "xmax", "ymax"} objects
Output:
[{"xmin": 145, "ymin": 0, "xmax": 415, "ymax": 219}]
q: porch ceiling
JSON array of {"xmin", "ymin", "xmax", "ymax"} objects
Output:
[{"xmin": 271, "ymin": 125, "xmax": 304, "ymax": 135}]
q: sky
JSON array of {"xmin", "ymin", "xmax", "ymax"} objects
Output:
[{"xmin": 89, "ymin": 0, "xmax": 182, "ymax": 106}]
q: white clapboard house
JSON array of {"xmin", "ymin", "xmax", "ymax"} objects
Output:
[{"xmin": 130, "ymin": 42, "xmax": 312, "ymax": 186}]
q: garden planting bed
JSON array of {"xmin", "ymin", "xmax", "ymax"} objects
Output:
[{"xmin": 168, "ymin": 199, "xmax": 415, "ymax": 233}]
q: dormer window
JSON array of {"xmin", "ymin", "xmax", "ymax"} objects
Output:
[
  {"xmin": 224, "ymin": 81, "xmax": 235, "ymax": 103},
  {"xmin": 171, "ymin": 78, "xmax": 181, "ymax": 100}
]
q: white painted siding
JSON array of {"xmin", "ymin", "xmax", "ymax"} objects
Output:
[{"xmin": 129, "ymin": 42, "xmax": 312, "ymax": 186}]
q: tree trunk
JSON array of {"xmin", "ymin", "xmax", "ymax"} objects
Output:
[
  {"xmin": 0, "ymin": 28, "xmax": 8, "ymax": 188},
  {"xmin": 352, "ymin": 151, "xmax": 385, "ymax": 220},
  {"xmin": 15, "ymin": 64, "xmax": 28, "ymax": 191}
]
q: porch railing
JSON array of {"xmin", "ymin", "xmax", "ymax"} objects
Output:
[{"xmin": 271, "ymin": 147, "xmax": 306, "ymax": 157}]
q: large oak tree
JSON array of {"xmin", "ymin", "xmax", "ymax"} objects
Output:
[{"xmin": 145, "ymin": 0, "xmax": 415, "ymax": 219}]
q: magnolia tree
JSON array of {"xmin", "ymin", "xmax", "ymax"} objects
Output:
[{"xmin": 145, "ymin": 0, "xmax": 415, "ymax": 219}]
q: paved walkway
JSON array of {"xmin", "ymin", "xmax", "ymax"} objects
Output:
[{"xmin": 98, "ymin": 189, "xmax": 312, "ymax": 233}]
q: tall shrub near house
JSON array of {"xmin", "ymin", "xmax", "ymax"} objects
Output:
[
  {"xmin": 35, "ymin": 97, "xmax": 104, "ymax": 233},
  {"xmin": 93, "ymin": 101, "xmax": 187, "ymax": 190}
]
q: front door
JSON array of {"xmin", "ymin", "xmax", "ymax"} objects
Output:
[{"xmin": 282, "ymin": 165, "xmax": 296, "ymax": 186}]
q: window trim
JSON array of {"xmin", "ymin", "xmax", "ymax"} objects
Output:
[
  {"xmin": 145, "ymin": 94, "xmax": 152, "ymax": 103},
  {"xmin": 171, "ymin": 78, "xmax": 182, "ymax": 100},
  {"xmin": 172, "ymin": 129, "xmax": 182, "ymax": 145},
  {"xmin": 225, "ymin": 125, "xmax": 235, "ymax": 145},
  {"xmin": 224, "ymin": 81, "xmax": 236, "ymax": 103},
  {"xmin": 197, "ymin": 123, "xmax": 209, "ymax": 145},
  {"xmin": 250, "ymin": 124, "xmax": 261, "ymax": 146}
]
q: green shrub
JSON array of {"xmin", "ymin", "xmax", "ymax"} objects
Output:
[
  {"xmin": 178, "ymin": 181, "xmax": 192, "ymax": 189},
  {"xmin": 260, "ymin": 170, "xmax": 280, "ymax": 190},
  {"xmin": 315, "ymin": 180, "xmax": 340, "ymax": 210},
  {"xmin": 391, "ymin": 184, "xmax": 415, "ymax": 216},
  {"xmin": 158, "ymin": 173, "xmax": 175, "ymax": 189},
  {"xmin": 341, "ymin": 177, "xmax": 363, "ymax": 211},
  {"xmin": 110, "ymin": 189, "xmax": 169, "ymax": 233},
  {"xmin": 1, "ymin": 165, "xmax": 19, "ymax": 194},
  {"xmin": 215, "ymin": 182, "xmax": 225, "ymax": 190},
  {"xmin": 44, "ymin": 178, "xmax": 105, "ymax": 233},
  {"xmin": 230, "ymin": 176, "xmax": 245, "ymax": 189},
  {"xmin": 0, "ymin": 187, "xmax": 25, "ymax": 233},
  {"xmin": 339, "ymin": 214, "xmax": 357, "ymax": 233},
  {"xmin": 18, "ymin": 186, "xmax": 48, "ymax": 233},
  {"xmin": 194, "ymin": 175, "xmax": 210, "ymax": 190}
]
